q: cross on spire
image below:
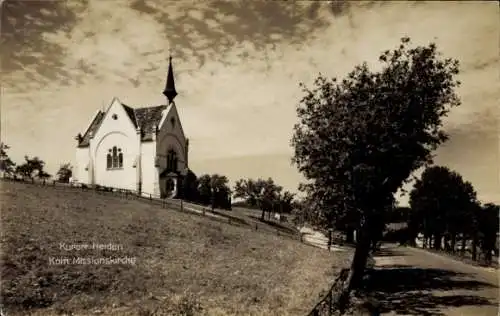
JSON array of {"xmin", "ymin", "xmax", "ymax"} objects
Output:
[{"xmin": 163, "ymin": 52, "xmax": 177, "ymax": 104}]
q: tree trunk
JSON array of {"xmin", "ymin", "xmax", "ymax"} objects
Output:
[
  {"xmin": 485, "ymin": 245, "xmax": 493, "ymax": 265},
  {"xmin": 472, "ymin": 235, "xmax": 478, "ymax": 261},
  {"xmin": 433, "ymin": 233, "xmax": 442, "ymax": 250},
  {"xmin": 451, "ymin": 233, "xmax": 456, "ymax": 253},
  {"xmin": 424, "ymin": 230, "xmax": 432, "ymax": 248},
  {"xmin": 338, "ymin": 226, "xmax": 372, "ymax": 312},
  {"xmin": 346, "ymin": 228, "xmax": 354, "ymax": 244},
  {"xmin": 408, "ymin": 234, "xmax": 416, "ymax": 247}
]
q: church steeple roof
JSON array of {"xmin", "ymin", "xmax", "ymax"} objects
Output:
[{"xmin": 163, "ymin": 55, "xmax": 177, "ymax": 104}]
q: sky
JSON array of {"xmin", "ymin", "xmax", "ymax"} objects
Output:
[{"xmin": 1, "ymin": 0, "xmax": 498, "ymax": 205}]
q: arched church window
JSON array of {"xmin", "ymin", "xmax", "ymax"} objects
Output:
[
  {"xmin": 107, "ymin": 150, "xmax": 112, "ymax": 169},
  {"xmin": 166, "ymin": 149, "xmax": 178, "ymax": 172},
  {"xmin": 118, "ymin": 149, "xmax": 123, "ymax": 168},
  {"xmin": 112, "ymin": 147, "xmax": 118, "ymax": 168},
  {"xmin": 107, "ymin": 146, "xmax": 124, "ymax": 169}
]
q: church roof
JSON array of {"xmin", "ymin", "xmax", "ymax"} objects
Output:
[
  {"xmin": 131, "ymin": 105, "xmax": 168, "ymax": 141},
  {"xmin": 77, "ymin": 103, "xmax": 168, "ymax": 147},
  {"xmin": 78, "ymin": 111, "xmax": 105, "ymax": 147}
]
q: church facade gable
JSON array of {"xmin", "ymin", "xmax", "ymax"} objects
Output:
[
  {"xmin": 90, "ymin": 98, "xmax": 140, "ymax": 190},
  {"xmin": 156, "ymin": 103, "xmax": 187, "ymax": 173}
]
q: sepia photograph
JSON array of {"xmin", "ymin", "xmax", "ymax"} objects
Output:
[{"xmin": 0, "ymin": 0, "xmax": 498, "ymax": 315}]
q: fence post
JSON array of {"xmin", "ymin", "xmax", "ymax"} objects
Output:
[
  {"xmin": 180, "ymin": 199, "xmax": 183, "ymax": 212},
  {"xmin": 328, "ymin": 228, "xmax": 333, "ymax": 251},
  {"xmin": 328, "ymin": 290, "xmax": 333, "ymax": 315},
  {"xmin": 149, "ymin": 194, "xmax": 152, "ymax": 201}
]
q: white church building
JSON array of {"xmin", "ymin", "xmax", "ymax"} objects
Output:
[{"xmin": 74, "ymin": 57, "xmax": 189, "ymax": 198}]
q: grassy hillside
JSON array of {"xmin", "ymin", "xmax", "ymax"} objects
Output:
[{"xmin": 0, "ymin": 181, "xmax": 352, "ymax": 316}]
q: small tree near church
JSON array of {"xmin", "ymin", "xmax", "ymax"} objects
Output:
[
  {"xmin": 197, "ymin": 173, "xmax": 232, "ymax": 210},
  {"xmin": 291, "ymin": 37, "xmax": 461, "ymax": 310},
  {"xmin": 57, "ymin": 163, "xmax": 73, "ymax": 183}
]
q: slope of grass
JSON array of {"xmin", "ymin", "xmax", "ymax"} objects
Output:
[{"xmin": 0, "ymin": 181, "xmax": 352, "ymax": 316}]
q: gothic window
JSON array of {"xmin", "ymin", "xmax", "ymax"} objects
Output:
[
  {"xmin": 107, "ymin": 146, "xmax": 124, "ymax": 169},
  {"xmin": 112, "ymin": 147, "xmax": 118, "ymax": 167},
  {"xmin": 106, "ymin": 150, "xmax": 112, "ymax": 169},
  {"xmin": 166, "ymin": 149, "xmax": 178, "ymax": 172},
  {"xmin": 118, "ymin": 149, "xmax": 123, "ymax": 168}
]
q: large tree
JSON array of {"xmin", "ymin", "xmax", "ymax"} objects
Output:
[{"xmin": 291, "ymin": 37, "xmax": 460, "ymax": 304}]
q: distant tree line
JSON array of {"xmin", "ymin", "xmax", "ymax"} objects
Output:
[
  {"xmin": 405, "ymin": 165, "xmax": 499, "ymax": 264},
  {"xmin": 1, "ymin": 143, "xmax": 74, "ymax": 184},
  {"xmin": 180, "ymin": 170, "xmax": 232, "ymax": 210},
  {"xmin": 232, "ymin": 177, "xmax": 296, "ymax": 220}
]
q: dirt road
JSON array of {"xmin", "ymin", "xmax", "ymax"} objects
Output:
[{"xmin": 366, "ymin": 245, "xmax": 499, "ymax": 316}]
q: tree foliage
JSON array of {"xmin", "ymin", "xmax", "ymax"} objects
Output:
[
  {"xmin": 233, "ymin": 177, "xmax": 295, "ymax": 220},
  {"xmin": 233, "ymin": 178, "xmax": 266, "ymax": 208},
  {"xmin": 409, "ymin": 166, "xmax": 499, "ymax": 263},
  {"xmin": 196, "ymin": 173, "xmax": 231, "ymax": 210},
  {"xmin": 181, "ymin": 169, "xmax": 199, "ymax": 202},
  {"xmin": 0, "ymin": 143, "xmax": 16, "ymax": 176},
  {"xmin": 179, "ymin": 171, "xmax": 232, "ymax": 210},
  {"xmin": 477, "ymin": 203, "xmax": 500, "ymax": 262},
  {"xmin": 409, "ymin": 166, "xmax": 478, "ymax": 250},
  {"xmin": 56, "ymin": 163, "xmax": 73, "ymax": 183},
  {"xmin": 15, "ymin": 156, "xmax": 47, "ymax": 180},
  {"xmin": 291, "ymin": 37, "xmax": 461, "ymax": 299}
]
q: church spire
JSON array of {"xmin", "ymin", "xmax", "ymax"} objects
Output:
[{"xmin": 163, "ymin": 55, "xmax": 177, "ymax": 104}]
